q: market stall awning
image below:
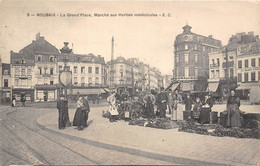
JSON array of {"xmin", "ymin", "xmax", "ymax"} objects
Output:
[
  {"xmin": 207, "ymin": 82, "xmax": 219, "ymax": 92},
  {"xmin": 182, "ymin": 82, "xmax": 191, "ymax": 91},
  {"xmin": 100, "ymin": 88, "xmax": 106, "ymax": 93},
  {"xmin": 72, "ymin": 88, "xmax": 102, "ymax": 95}
]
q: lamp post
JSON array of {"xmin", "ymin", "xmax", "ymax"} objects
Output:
[{"xmin": 60, "ymin": 42, "xmax": 72, "ymax": 100}]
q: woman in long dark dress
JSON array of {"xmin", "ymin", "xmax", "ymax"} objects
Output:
[
  {"xmin": 73, "ymin": 96, "xmax": 85, "ymax": 130},
  {"xmin": 226, "ymin": 90, "xmax": 242, "ymax": 127},
  {"xmin": 143, "ymin": 91, "xmax": 156, "ymax": 120}
]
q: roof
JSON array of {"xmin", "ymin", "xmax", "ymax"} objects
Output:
[{"xmin": 2, "ymin": 63, "xmax": 10, "ymax": 75}]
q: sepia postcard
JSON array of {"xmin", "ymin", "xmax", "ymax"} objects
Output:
[{"xmin": 0, "ymin": 1, "xmax": 259, "ymax": 165}]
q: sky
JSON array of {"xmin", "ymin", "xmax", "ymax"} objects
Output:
[{"xmin": 0, "ymin": 1, "xmax": 259, "ymax": 75}]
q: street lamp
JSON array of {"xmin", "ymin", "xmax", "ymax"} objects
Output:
[{"xmin": 60, "ymin": 42, "xmax": 72, "ymax": 100}]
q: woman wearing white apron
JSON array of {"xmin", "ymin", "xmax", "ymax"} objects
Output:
[
  {"xmin": 172, "ymin": 89, "xmax": 183, "ymax": 121},
  {"xmin": 107, "ymin": 92, "xmax": 118, "ymax": 122}
]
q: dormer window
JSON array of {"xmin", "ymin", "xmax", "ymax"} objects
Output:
[
  {"xmin": 37, "ymin": 55, "xmax": 42, "ymax": 62},
  {"xmin": 49, "ymin": 56, "xmax": 54, "ymax": 62},
  {"xmin": 21, "ymin": 58, "xmax": 26, "ymax": 63}
]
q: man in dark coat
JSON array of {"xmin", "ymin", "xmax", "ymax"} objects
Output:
[
  {"xmin": 157, "ymin": 87, "xmax": 168, "ymax": 118},
  {"xmin": 57, "ymin": 95, "xmax": 67, "ymax": 129},
  {"xmin": 20, "ymin": 93, "xmax": 26, "ymax": 107},
  {"xmin": 82, "ymin": 96, "xmax": 90, "ymax": 127}
]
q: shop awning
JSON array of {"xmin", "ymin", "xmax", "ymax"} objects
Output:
[
  {"xmin": 103, "ymin": 88, "xmax": 110, "ymax": 93},
  {"xmin": 207, "ymin": 82, "xmax": 219, "ymax": 92},
  {"xmin": 182, "ymin": 82, "xmax": 191, "ymax": 91},
  {"xmin": 236, "ymin": 83, "xmax": 259, "ymax": 90},
  {"xmin": 72, "ymin": 88, "xmax": 102, "ymax": 95},
  {"xmin": 100, "ymin": 88, "xmax": 106, "ymax": 93},
  {"xmin": 165, "ymin": 81, "xmax": 179, "ymax": 91}
]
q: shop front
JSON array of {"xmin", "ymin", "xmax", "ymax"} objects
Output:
[
  {"xmin": 236, "ymin": 82, "xmax": 260, "ymax": 104},
  {"xmin": 35, "ymin": 85, "xmax": 57, "ymax": 102},
  {"xmin": 12, "ymin": 88, "xmax": 34, "ymax": 102}
]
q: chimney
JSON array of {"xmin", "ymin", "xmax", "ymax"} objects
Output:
[
  {"xmin": 208, "ymin": 35, "xmax": 213, "ymax": 38},
  {"xmin": 36, "ymin": 32, "xmax": 40, "ymax": 40},
  {"xmin": 248, "ymin": 31, "xmax": 254, "ymax": 36}
]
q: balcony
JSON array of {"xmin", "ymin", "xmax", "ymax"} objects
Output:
[{"xmin": 210, "ymin": 63, "xmax": 220, "ymax": 68}]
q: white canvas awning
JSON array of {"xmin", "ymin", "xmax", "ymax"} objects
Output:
[{"xmin": 207, "ymin": 82, "xmax": 219, "ymax": 92}]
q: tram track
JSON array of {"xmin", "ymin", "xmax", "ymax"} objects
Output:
[{"xmin": 1, "ymin": 107, "xmax": 100, "ymax": 165}]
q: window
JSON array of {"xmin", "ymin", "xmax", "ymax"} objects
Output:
[
  {"xmin": 88, "ymin": 67, "xmax": 92, "ymax": 73},
  {"xmin": 185, "ymin": 44, "xmax": 188, "ymax": 50},
  {"xmin": 195, "ymin": 67, "xmax": 198, "ymax": 77},
  {"xmin": 195, "ymin": 54, "xmax": 198, "ymax": 63},
  {"xmin": 74, "ymin": 66, "xmax": 77, "ymax": 73},
  {"xmin": 95, "ymin": 67, "xmax": 99, "ymax": 74},
  {"xmin": 88, "ymin": 77, "xmax": 92, "ymax": 85},
  {"xmin": 212, "ymin": 59, "xmax": 215, "ymax": 64},
  {"xmin": 259, "ymin": 58, "xmax": 260, "ymax": 66},
  {"xmin": 74, "ymin": 77, "xmax": 78, "ymax": 85},
  {"xmin": 230, "ymin": 68, "xmax": 234, "ymax": 78},
  {"xmin": 216, "ymin": 70, "xmax": 219, "ymax": 78},
  {"xmin": 81, "ymin": 67, "xmax": 85, "ymax": 74},
  {"xmin": 4, "ymin": 79, "xmax": 8, "ymax": 87},
  {"xmin": 27, "ymin": 69, "xmax": 31, "ymax": 76},
  {"xmin": 15, "ymin": 79, "xmax": 19, "ymax": 86},
  {"xmin": 251, "ymin": 58, "xmax": 255, "ymax": 67},
  {"xmin": 50, "ymin": 68, "xmax": 53, "ymax": 75},
  {"xmin": 50, "ymin": 81, "xmax": 54, "ymax": 85},
  {"xmin": 44, "ymin": 68, "xmax": 47, "ymax": 74},
  {"xmin": 37, "ymin": 56, "xmax": 42, "ymax": 61},
  {"xmin": 238, "ymin": 73, "xmax": 242, "ymax": 82},
  {"xmin": 258, "ymin": 71, "xmax": 260, "ymax": 81},
  {"xmin": 185, "ymin": 67, "xmax": 189, "ymax": 78},
  {"xmin": 184, "ymin": 53, "xmax": 189, "ymax": 63},
  {"xmin": 217, "ymin": 58, "xmax": 220, "ymax": 66},
  {"xmin": 81, "ymin": 77, "xmax": 85, "ymax": 84},
  {"xmin": 49, "ymin": 56, "xmax": 54, "ymax": 62},
  {"xmin": 229, "ymin": 56, "xmax": 233, "ymax": 60},
  {"xmin": 176, "ymin": 54, "xmax": 179, "ymax": 63},
  {"xmin": 28, "ymin": 79, "xmax": 32, "ymax": 86},
  {"xmin": 21, "ymin": 69, "xmax": 26, "ymax": 76},
  {"xmin": 95, "ymin": 77, "xmax": 99, "ymax": 84},
  {"xmin": 120, "ymin": 72, "xmax": 123, "ymax": 77},
  {"xmin": 245, "ymin": 59, "xmax": 248, "ymax": 68},
  {"xmin": 244, "ymin": 73, "xmax": 248, "ymax": 82},
  {"xmin": 15, "ymin": 68, "xmax": 19, "ymax": 76},
  {"xmin": 211, "ymin": 70, "xmax": 215, "ymax": 79},
  {"xmin": 251, "ymin": 72, "xmax": 255, "ymax": 82},
  {"xmin": 238, "ymin": 60, "xmax": 242, "ymax": 68},
  {"xmin": 21, "ymin": 79, "xmax": 26, "ymax": 86}
]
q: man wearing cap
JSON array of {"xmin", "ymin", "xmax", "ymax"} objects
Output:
[{"xmin": 57, "ymin": 95, "xmax": 67, "ymax": 129}]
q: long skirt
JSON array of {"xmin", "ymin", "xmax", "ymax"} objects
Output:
[
  {"xmin": 145, "ymin": 102, "xmax": 154, "ymax": 119},
  {"xmin": 227, "ymin": 104, "xmax": 242, "ymax": 127},
  {"xmin": 73, "ymin": 108, "xmax": 85, "ymax": 127}
]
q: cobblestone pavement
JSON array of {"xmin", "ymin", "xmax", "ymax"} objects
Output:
[
  {"xmin": 38, "ymin": 103, "xmax": 260, "ymax": 166},
  {"xmin": 0, "ymin": 104, "xmax": 176, "ymax": 165}
]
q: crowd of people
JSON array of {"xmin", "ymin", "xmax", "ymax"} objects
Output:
[{"xmin": 56, "ymin": 88, "xmax": 243, "ymax": 130}]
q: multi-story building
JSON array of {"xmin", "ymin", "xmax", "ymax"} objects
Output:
[
  {"xmin": 11, "ymin": 33, "xmax": 107, "ymax": 101},
  {"xmin": 107, "ymin": 56, "xmax": 163, "ymax": 93},
  {"xmin": 1, "ymin": 63, "xmax": 11, "ymax": 104},
  {"xmin": 208, "ymin": 32, "xmax": 259, "ymax": 100},
  {"xmin": 236, "ymin": 39, "xmax": 260, "ymax": 103},
  {"xmin": 174, "ymin": 24, "xmax": 222, "ymax": 93},
  {"xmin": 10, "ymin": 50, "xmax": 35, "ymax": 101}
]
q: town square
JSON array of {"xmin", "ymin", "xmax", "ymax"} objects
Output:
[{"xmin": 0, "ymin": 1, "xmax": 260, "ymax": 165}]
